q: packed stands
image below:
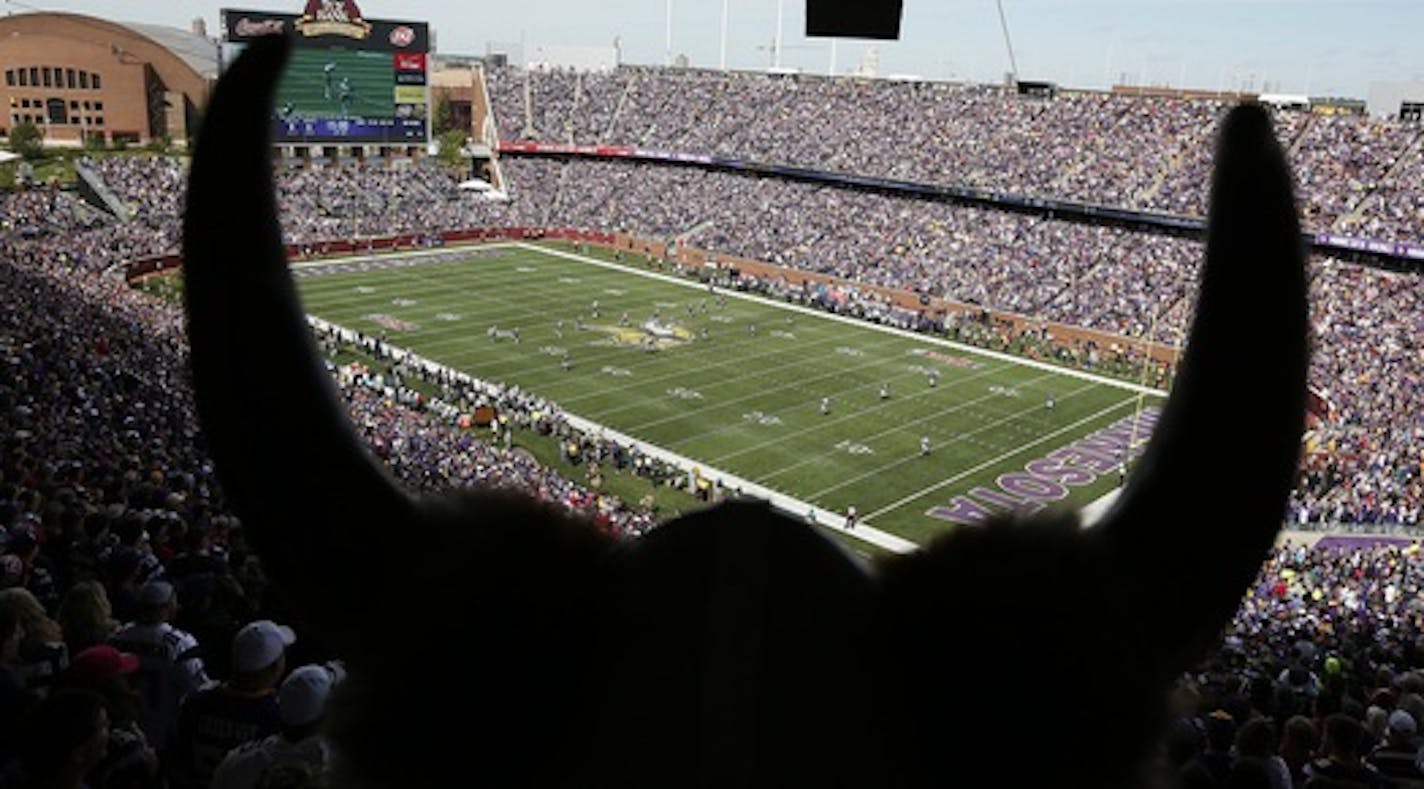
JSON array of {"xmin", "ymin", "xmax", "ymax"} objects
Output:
[{"xmin": 485, "ymin": 66, "xmax": 1423, "ymax": 240}]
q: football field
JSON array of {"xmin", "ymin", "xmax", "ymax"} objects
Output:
[{"xmin": 295, "ymin": 242, "xmax": 1167, "ymax": 546}]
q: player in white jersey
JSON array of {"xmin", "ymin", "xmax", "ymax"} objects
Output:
[
  {"xmin": 820, "ymin": 397, "xmax": 831, "ymax": 415},
  {"xmin": 920, "ymin": 436, "xmax": 931, "ymax": 456}
]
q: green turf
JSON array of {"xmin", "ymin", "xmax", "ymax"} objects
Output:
[
  {"xmin": 294, "ymin": 243, "xmax": 1165, "ymax": 546},
  {"xmin": 277, "ymin": 48, "xmax": 395, "ymax": 121}
]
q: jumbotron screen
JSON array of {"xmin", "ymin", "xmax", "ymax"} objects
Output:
[{"xmin": 221, "ymin": 3, "xmax": 430, "ymax": 145}]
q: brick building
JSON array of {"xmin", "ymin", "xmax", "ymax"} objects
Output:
[{"xmin": 0, "ymin": 12, "xmax": 216, "ymax": 147}]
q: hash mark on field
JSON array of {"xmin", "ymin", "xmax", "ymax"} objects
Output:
[
  {"xmin": 392, "ymin": 298, "xmax": 417, "ymax": 307},
  {"xmin": 601, "ymin": 366, "xmax": 632, "ymax": 378},
  {"xmin": 666, "ymin": 387, "xmax": 704, "ymax": 401},
  {"xmin": 354, "ymin": 286, "xmax": 376, "ymax": 294},
  {"xmin": 517, "ymin": 266, "xmax": 539, "ymax": 273},
  {"xmin": 741, "ymin": 411, "xmax": 782, "ymax": 426},
  {"xmin": 434, "ymin": 312, "xmax": 462, "ymax": 321},
  {"xmin": 559, "ymin": 277, "xmax": 581, "ymax": 284},
  {"xmin": 834, "ymin": 440, "xmax": 875, "ymax": 456},
  {"xmin": 604, "ymin": 288, "xmax": 626, "ymax": 296}
]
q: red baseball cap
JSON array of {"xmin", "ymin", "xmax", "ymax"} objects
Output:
[{"xmin": 69, "ymin": 645, "xmax": 140, "ymax": 686}]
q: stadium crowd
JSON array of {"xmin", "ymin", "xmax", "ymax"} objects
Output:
[
  {"xmin": 0, "ymin": 86, "xmax": 1415, "ymax": 787},
  {"xmin": 486, "ymin": 65, "xmax": 1423, "ymax": 240},
  {"xmin": 0, "ymin": 186, "xmax": 667, "ymax": 785},
  {"xmin": 67, "ymin": 146, "xmax": 1424, "ymax": 529}
]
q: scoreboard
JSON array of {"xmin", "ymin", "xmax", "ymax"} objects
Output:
[{"xmin": 221, "ymin": 3, "xmax": 430, "ymax": 145}]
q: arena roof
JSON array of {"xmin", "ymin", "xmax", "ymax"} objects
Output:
[
  {"xmin": 0, "ymin": 12, "xmax": 216, "ymax": 95},
  {"xmin": 122, "ymin": 22, "xmax": 219, "ymax": 80}
]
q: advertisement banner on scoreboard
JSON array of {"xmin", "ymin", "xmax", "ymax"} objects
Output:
[
  {"xmin": 394, "ymin": 52, "xmax": 427, "ymax": 72},
  {"xmin": 393, "ymin": 85, "xmax": 427, "ymax": 104},
  {"xmin": 222, "ymin": 4, "xmax": 430, "ymax": 52}
]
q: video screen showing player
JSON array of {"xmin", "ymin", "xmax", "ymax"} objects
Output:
[{"xmin": 275, "ymin": 47, "xmax": 395, "ymax": 122}]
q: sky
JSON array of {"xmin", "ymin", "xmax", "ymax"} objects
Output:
[{"xmin": 6, "ymin": 0, "xmax": 1422, "ymax": 97}]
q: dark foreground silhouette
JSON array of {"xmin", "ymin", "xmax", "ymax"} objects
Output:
[{"xmin": 183, "ymin": 36, "xmax": 1307, "ymax": 788}]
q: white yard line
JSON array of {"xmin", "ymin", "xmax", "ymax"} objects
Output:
[{"xmin": 862, "ymin": 397, "xmax": 1141, "ymax": 523}]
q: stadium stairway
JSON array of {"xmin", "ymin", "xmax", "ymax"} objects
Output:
[
  {"xmin": 73, "ymin": 158, "xmax": 131, "ymax": 222},
  {"xmin": 604, "ymin": 73, "xmax": 634, "ymax": 141},
  {"xmin": 674, "ymin": 219, "xmax": 716, "ymax": 245},
  {"xmin": 1336, "ymin": 127, "xmax": 1424, "ymax": 232}
]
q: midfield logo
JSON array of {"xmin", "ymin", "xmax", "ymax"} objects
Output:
[{"xmin": 297, "ymin": 0, "xmax": 372, "ymax": 39}]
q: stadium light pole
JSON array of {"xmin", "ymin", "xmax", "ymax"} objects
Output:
[
  {"xmin": 774, "ymin": 0, "xmax": 784, "ymax": 69},
  {"xmin": 665, "ymin": 0, "xmax": 673, "ymax": 66},
  {"xmin": 719, "ymin": 0, "xmax": 729, "ymax": 71},
  {"xmin": 996, "ymin": 0, "xmax": 1019, "ymax": 85}
]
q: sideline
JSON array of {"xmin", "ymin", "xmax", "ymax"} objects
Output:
[{"xmin": 304, "ymin": 312, "xmax": 921, "ymax": 555}]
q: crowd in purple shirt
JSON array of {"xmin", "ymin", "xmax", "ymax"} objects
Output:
[{"xmin": 486, "ymin": 66, "xmax": 1423, "ymax": 240}]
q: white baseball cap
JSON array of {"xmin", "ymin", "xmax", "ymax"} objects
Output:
[
  {"xmin": 231, "ymin": 620, "xmax": 296, "ymax": 673},
  {"xmin": 278, "ymin": 662, "xmax": 346, "ymax": 727}
]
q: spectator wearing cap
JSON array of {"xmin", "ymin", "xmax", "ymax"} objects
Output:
[
  {"xmin": 55, "ymin": 644, "xmax": 160, "ymax": 789},
  {"xmin": 169, "ymin": 621, "xmax": 292, "ymax": 789},
  {"xmin": 11, "ymin": 688, "xmax": 110, "ymax": 789},
  {"xmin": 109, "ymin": 580, "xmax": 209, "ymax": 753},
  {"xmin": 209, "ymin": 662, "xmax": 345, "ymax": 789},
  {"xmin": 1367, "ymin": 710, "xmax": 1424, "ymax": 782},
  {"xmin": 57, "ymin": 581, "xmax": 119, "ymax": 656},
  {"xmin": 1182, "ymin": 709, "xmax": 1236, "ymax": 786},
  {"xmin": 1304, "ymin": 714, "xmax": 1385, "ymax": 788},
  {"xmin": 0, "ymin": 587, "xmax": 69, "ymax": 699}
]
